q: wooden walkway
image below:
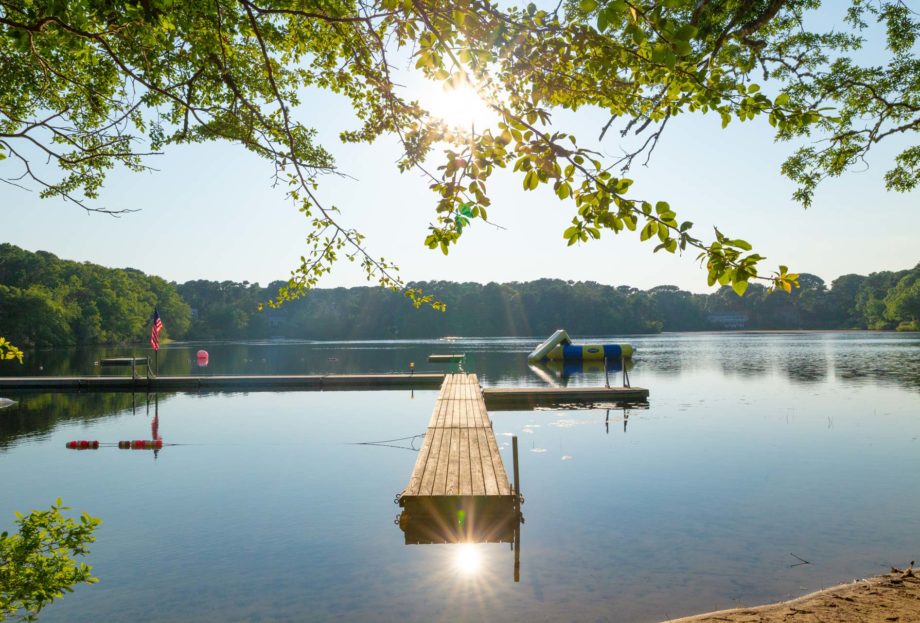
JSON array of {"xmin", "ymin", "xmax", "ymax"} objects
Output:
[
  {"xmin": 402, "ymin": 373, "xmax": 511, "ymax": 500},
  {"xmin": 398, "ymin": 374, "xmax": 516, "ymax": 535}
]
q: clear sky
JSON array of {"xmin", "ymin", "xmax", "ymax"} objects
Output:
[{"xmin": 2, "ymin": 6, "xmax": 917, "ymax": 293}]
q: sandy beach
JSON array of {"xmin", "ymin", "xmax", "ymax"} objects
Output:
[{"xmin": 667, "ymin": 568, "xmax": 919, "ymax": 622}]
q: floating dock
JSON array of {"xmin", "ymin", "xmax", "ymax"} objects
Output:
[
  {"xmin": 398, "ymin": 374, "xmax": 518, "ymax": 543},
  {"xmin": 427, "ymin": 354, "xmax": 465, "ymax": 363},
  {"xmin": 0, "ymin": 373, "xmax": 445, "ymax": 393},
  {"xmin": 482, "ymin": 385, "xmax": 649, "ymax": 410}
]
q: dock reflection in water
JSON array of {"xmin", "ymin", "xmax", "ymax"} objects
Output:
[{"xmin": 397, "ymin": 496, "xmax": 523, "ymax": 582}]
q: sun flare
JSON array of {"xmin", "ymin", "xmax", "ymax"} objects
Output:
[
  {"xmin": 453, "ymin": 543, "xmax": 482, "ymax": 575},
  {"xmin": 422, "ymin": 81, "xmax": 496, "ymax": 130}
]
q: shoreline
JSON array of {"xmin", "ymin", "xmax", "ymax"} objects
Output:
[{"xmin": 664, "ymin": 570, "xmax": 919, "ymax": 622}]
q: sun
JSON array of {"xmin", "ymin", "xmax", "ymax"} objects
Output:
[
  {"xmin": 453, "ymin": 543, "xmax": 483, "ymax": 576},
  {"xmin": 420, "ymin": 80, "xmax": 497, "ymax": 130}
]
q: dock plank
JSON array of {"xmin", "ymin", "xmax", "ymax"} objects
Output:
[
  {"xmin": 468, "ymin": 426, "xmax": 486, "ymax": 496},
  {"xmin": 404, "ymin": 430, "xmax": 435, "ymax": 496},
  {"xmin": 433, "ymin": 425, "xmax": 453, "ymax": 495},
  {"xmin": 477, "ymin": 427, "xmax": 500, "ymax": 495},
  {"xmin": 486, "ymin": 430, "xmax": 512, "ymax": 496},
  {"xmin": 419, "ymin": 427, "xmax": 446, "ymax": 496},
  {"xmin": 459, "ymin": 428, "xmax": 472, "ymax": 495},
  {"xmin": 446, "ymin": 427, "xmax": 461, "ymax": 495}
]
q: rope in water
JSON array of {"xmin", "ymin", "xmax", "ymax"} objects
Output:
[{"xmin": 349, "ymin": 432, "xmax": 426, "ymax": 452}]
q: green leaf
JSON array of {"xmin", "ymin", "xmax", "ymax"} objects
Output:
[
  {"xmin": 731, "ymin": 278, "xmax": 749, "ymax": 296},
  {"xmin": 597, "ymin": 10, "xmax": 608, "ymax": 31},
  {"xmin": 730, "ymin": 239, "xmax": 752, "ymax": 251},
  {"xmin": 674, "ymin": 24, "xmax": 698, "ymax": 40},
  {"xmin": 640, "ymin": 222, "xmax": 654, "ymax": 241}
]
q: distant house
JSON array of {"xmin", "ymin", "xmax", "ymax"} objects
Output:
[
  {"xmin": 190, "ymin": 307, "xmax": 199, "ymax": 320},
  {"xmin": 707, "ymin": 312, "xmax": 749, "ymax": 329}
]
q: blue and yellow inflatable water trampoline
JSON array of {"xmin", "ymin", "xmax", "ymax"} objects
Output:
[{"xmin": 527, "ymin": 329, "xmax": 634, "ymax": 363}]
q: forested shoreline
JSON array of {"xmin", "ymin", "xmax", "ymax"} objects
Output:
[{"xmin": 1, "ymin": 243, "xmax": 918, "ymax": 347}]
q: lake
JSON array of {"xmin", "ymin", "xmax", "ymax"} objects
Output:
[{"xmin": 2, "ymin": 332, "xmax": 919, "ymax": 622}]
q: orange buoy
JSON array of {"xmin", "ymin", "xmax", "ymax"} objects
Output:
[{"xmin": 66, "ymin": 440, "xmax": 99, "ymax": 449}]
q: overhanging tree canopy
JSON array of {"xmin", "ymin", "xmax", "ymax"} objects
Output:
[{"xmin": 2, "ymin": 0, "xmax": 917, "ymax": 304}]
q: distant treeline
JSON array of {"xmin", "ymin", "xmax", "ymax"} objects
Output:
[
  {"xmin": 1, "ymin": 243, "xmax": 919, "ymax": 347},
  {"xmin": 0, "ymin": 244, "xmax": 190, "ymax": 347}
]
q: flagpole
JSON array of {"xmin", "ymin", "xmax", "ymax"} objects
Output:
[
  {"xmin": 151, "ymin": 307, "xmax": 163, "ymax": 378},
  {"xmin": 153, "ymin": 392, "xmax": 160, "ymax": 460}
]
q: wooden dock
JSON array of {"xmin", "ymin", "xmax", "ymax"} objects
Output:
[
  {"xmin": 0, "ymin": 373, "xmax": 445, "ymax": 393},
  {"xmin": 427, "ymin": 354, "xmax": 465, "ymax": 363},
  {"xmin": 482, "ymin": 385, "xmax": 649, "ymax": 410},
  {"xmin": 398, "ymin": 373, "xmax": 518, "ymax": 543}
]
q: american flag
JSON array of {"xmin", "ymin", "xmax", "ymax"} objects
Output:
[{"xmin": 150, "ymin": 309, "xmax": 164, "ymax": 351}]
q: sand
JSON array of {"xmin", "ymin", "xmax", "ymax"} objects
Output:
[{"xmin": 666, "ymin": 568, "xmax": 920, "ymax": 623}]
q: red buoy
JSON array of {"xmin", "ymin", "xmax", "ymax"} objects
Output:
[
  {"xmin": 196, "ymin": 349, "xmax": 209, "ymax": 367},
  {"xmin": 122, "ymin": 439, "xmax": 163, "ymax": 449}
]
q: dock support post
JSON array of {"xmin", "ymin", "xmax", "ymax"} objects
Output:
[
  {"xmin": 512, "ymin": 435, "xmax": 521, "ymax": 516},
  {"xmin": 604, "ymin": 356, "xmax": 610, "ymax": 388},
  {"xmin": 512, "ymin": 433, "xmax": 521, "ymax": 583},
  {"xmin": 513, "ymin": 519, "xmax": 521, "ymax": 583}
]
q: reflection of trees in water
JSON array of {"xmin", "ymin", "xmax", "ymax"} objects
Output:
[
  {"xmin": 719, "ymin": 351, "xmax": 771, "ymax": 378},
  {"xmin": 608, "ymin": 335, "xmax": 920, "ymax": 391},
  {"xmin": 620, "ymin": 342, "xmax": 691, "ymax": 378},
  {"xmin": 0, "ymin": 392, "xmax": 176, "ymax": 450},
  {"xmin": 640, "ymin": 357, "xmax": 684, "ymax": 377},
  {"xmin": 833, "ymin": 347, "xmax": 920, "ymax": 391},
  {"xmin": 9, "ymin": 347, "xmax": 141, "ymax": 377},
  {"xmin": 595, "ymin": 339, "xmax": 772, "ymax": 378},
  {"xmin": 778, "ymin": 351, "xmax": 829, "ymax": 384}
]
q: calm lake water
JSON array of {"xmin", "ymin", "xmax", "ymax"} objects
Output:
[{"xmin": 2, "ymin": 333, "xmax": 919, "ymax": 622}]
